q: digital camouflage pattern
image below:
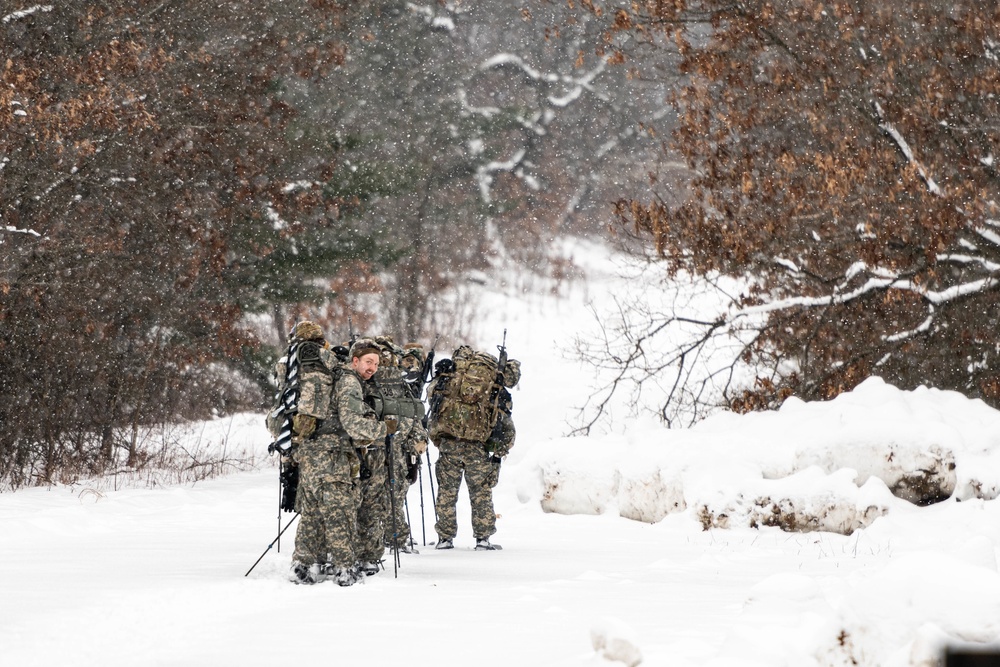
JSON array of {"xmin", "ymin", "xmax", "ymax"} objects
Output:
[
  {"xmin": 290, "ymin": 348, "xmax": 356, "ymax": 572},
  {"xmin": 295, "ymin": 341, "xmax": 333, "ymax": 420},
  {"xmin": 292, "ymin": 441, "xmax": 358, "ymax": 570},
  {"xmin": 434, "ymin": 436, "xmax": 499, "ymax": 541},
  {"xmin": 368, "ymin": 342, "xmax": 430, "ymax": 548},
  {"xmin": 335, "ymin": 369, "xmax": 387, "ymax": 446},
  {"xmin": 487, "ymin": 404, "xmax": 515, "ymax": 460},
  {"xmin": 331, "ymin": 369, "xmax": 386, "ymax": 564},
  {"xmin": 291, "ymin": 361, "xmax": 386, "ymax": 574},
  {"xmin": 429, "ymin": 346, "xmax": 520, "ymax": 544},
  {"xmin": 356, "ymin": 441, "xmax": 388, "ymax": 562},
  {"xmin": 387, "ymin": 413, "xmax": 427, "ymax": 546}
]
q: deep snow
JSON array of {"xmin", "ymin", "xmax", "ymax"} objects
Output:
[{"xmin": 3, "ymin": 240, "xmax": 1000, "ymax": 666}]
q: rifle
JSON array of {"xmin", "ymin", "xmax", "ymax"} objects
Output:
[
  {"xmin": 419, "ymin": 336, "xmax": 439, "ymax": 521},
  {"xmin": 490, "ymin": 328, "xmax": 508, "ymax": 430}
]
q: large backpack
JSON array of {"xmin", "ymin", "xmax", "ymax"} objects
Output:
[
  {"xmin": 265, "ymin": 339, "xmax": 334, "ymax": 451},
  {"xmin": 428, "ymin": 349, "xmax": 500, "ymax": 443}
]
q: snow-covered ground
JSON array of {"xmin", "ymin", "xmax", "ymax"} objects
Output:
[{"xmin": 3, "ymin": 240, "xmax": 1000, "ymax": 666}]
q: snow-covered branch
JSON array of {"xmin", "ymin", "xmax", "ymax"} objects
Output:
[
  {"xmin": 475, "ymin": 149, "xmax": 527, "ymax": 203},
  {"xmin": 2, "ymin": 4, "xmax": 52, "ymax": 23},
  {"xmin": 2, "ymin": 225, "xmax": 43, "ymax": 238},
  {"xmin": 406, "ymin": 2, "xmax": 461, "ymax": 32},
  {"xmin": 872, "ymin": 100, "xmax": 942, "ymax": 196},
  {"xmin": 479, "ymin": 53, "xmax": 608, "ymax": 108}
]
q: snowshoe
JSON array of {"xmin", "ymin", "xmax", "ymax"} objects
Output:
[{"xmin": 474, "ymin": 538, "xmax": 502, "ymax": 551}]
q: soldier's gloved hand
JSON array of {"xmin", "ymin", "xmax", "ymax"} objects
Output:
[
  {"xmin": 406, "ymin": 456, "xmax": 420, "ymax": 484},
  {"xmin": 413, "ymin": 438, "xmax": 428, "ymax": 456},
  {"xmin": 292, "ymin": 414, "xmax": 316, "ymax": 439},
  {"xmin": 384, "ymin": 417, "xmax": 399, "ymax": 435}
]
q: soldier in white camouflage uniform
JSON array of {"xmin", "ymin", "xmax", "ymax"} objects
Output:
[{"xmin": 289, "ymin": 327, "xmax": 390, "ymax": 586}]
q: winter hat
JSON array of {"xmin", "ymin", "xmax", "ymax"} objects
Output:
[
  {"xmin": 350, "ymin": 337, "xmax": 381, "ymax": 360},
  {"xmin": 293, "ymin": 321, "xmax": 324, "ymax": 342},
  {"xmin": 501, "ymin": 359, "xmax": 521, "ymax": 388}
]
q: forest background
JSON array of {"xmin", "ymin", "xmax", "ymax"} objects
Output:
[{"xmin": 2, "ymin": 0, "xmax": 998, "ymax": 490}]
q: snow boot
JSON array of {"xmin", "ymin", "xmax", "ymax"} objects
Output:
[
  {"xmin": 474, "ymin": 538, "xmax": 501, "ymax": 551},
  {"xmin": 289, "ymin": 561, "xmax": 316, "ymax": 585},
  {"xmin": 397, "ymin": 540, "xmax": 419, "ymax": 554},
  {"xmin": 333, "ymin": 564, "xmax": 362, "ymax": 587},
  {"xmin": 435, "ymin": 538, "xmax": 454, "ymax": 550},
  {"xmin": 360, "ymin": 559, "xmax": 382, "ymax": 576}
]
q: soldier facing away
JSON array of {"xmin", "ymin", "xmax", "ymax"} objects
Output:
[{"xmin": 428, "ymin": 345, "xmax": 520, "ymax": 551}]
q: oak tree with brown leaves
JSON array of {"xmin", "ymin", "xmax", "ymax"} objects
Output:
[
  {"xmin": 0, "ymin": 1, "xmax": 376, "ymax": 487},
  {"xmin": 578, "ymin": 1, "xmax": 1000, "ymax": 426}
]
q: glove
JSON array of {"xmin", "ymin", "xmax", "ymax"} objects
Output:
[
  {"xmin": 406, "ymin": 455, "xmax": 420, "ymax": 485},
  {"xmin": 292, "ymin": 414, "xmax": 316, "ymax": 439},
  {"xmin": 279, "ymin": 461, "xmax": 299, "ymax": 512},
  {"xmin": 434, "ymin": 358, "xmax": 455, "ymax": 375},
  {"xmin": 384, "ymin": 417, "xmax": 399, "ymax": 435},
  {"xmin": 413, "ymin": 438, "xmax": 428, "ymax": 456}
]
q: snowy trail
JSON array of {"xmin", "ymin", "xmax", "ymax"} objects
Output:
[
  {"xmin": 5, "ymin": 243, "xmax": 1000, "ymax": 665},
  {"xmin": 1, "ymin": 465, "xmax": 891, "ymax": 667}
]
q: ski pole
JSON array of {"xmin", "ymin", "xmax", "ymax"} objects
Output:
[
  {"xmin": 417, "ymin": 459, "xmax": 426, "ymax": 545},
  {"xmin": 386, "ymin": 434, "xmax": 400, "ymax": 577},
  {"xmin": 426, "ymin": 448, "xmax": 438, "ymax": 521},
  {"xmin": 404, "ymin": 494, "xmax": 412, "ymax": 547},
  {"xmin": 277, "ymin": 457, "xmax": 285, "ymax": 552},
  {"xmin": 245, "ymin": 512, "xmax": 300, "ymax": 577}
]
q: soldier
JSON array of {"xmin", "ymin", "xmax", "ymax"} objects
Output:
[
  {"xmin": 370, "ymin": 337, "xmax": 429, "ymax": 555},
  {"xmin": 289, "ymin": 330, "xmax": 391, "ymax": 586},
  {"xmin": 428, "ymin": 345, "xmax": 520, "ymax": 551},
  {"xmin": 351, "ymin": 337, "xmax": 399, "ymax": 576}
]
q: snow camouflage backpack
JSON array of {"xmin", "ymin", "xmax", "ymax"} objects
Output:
[
  {"xmin": 428, "ymin": 346, "xmax": 502, "ymax": 443},
  {"xmin": 266, "ymin": 328, "xmax": 335, "ymax": 452},
  {"xmin": 266, "ymin": 341, "xmax": 301, "ymax": 453}
]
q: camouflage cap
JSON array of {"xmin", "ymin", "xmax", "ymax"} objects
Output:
[
  {"xmin": 373, "ymin": 334, "xmax": 395, "ymax": 351},
  {"xmin": 400, "ymin": 344, "xmax": 425, "ymax": 371},
  {"xmin": 292, "ymin": 320, "xmax": 324, "ymax": 342},
  {"xmin": 350, "ymin": 337, "xmax": 381, "ymax": 360},
  {"xmin": 501, "ymin": 358, "xmax": 521, "ymax": 388}
]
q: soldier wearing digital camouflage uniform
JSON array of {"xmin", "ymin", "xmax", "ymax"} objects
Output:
[
  {"xmin": 351, "ymin": 338, "xmax": 400, "ymax": 575},
  {"xmin": 429, "ymin": 345, "xmax": 520, "ymax": 551},
  {"xmin": 369, "ymin": 337, "xmax": 429, "ymax": 554},
  {"xmin": 289, "ymin": 328, "xmax": 391, "ymax": 586}
]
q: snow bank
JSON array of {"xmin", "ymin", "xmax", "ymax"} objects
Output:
[{"xmin": 514, "ymin": 377, "xmax": 1000, "ymax": 533}]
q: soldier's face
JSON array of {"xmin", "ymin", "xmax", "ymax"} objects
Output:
[{"xmin": 353, "ymin": 352, "xmax": 380, "ymax": 380}]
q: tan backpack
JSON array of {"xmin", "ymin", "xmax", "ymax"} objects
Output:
[{"xmin": 428, "ymin": 349, "xmax": 500, "ymax": 443}]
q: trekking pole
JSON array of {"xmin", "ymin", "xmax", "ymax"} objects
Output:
[
  {"xmin": 386, "ymin": 434, "xmax": 400, "ymax": 578},
  {"xmin": 276, "ymin": 460, "xmax": 282, "ymax": 552},
  {"xmin": 417, "ymin": 460, "xmax": 427, "ymax": 545},
  {"xmin": 404, "ymin": 495, "xmax": 413, "ymax": 550},
  {"xmin": 245, "ymin": 512, "xmax": 300, "ymax": 577},
  {"xmin": 426, "ymin": 448, "xmax": 438, "ymax": 521}
]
